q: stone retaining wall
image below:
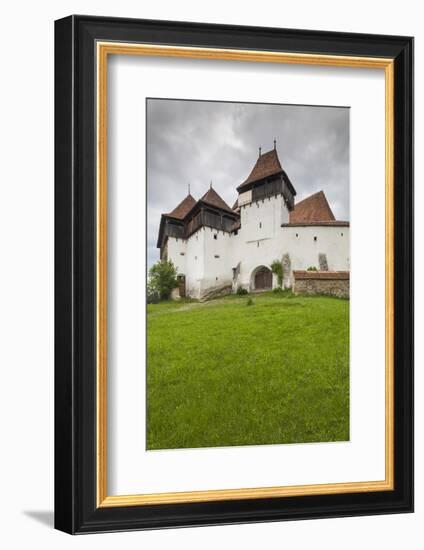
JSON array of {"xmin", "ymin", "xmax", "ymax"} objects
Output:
[
  {"xmin": 293, "ymin": 270, "xmax": 349, "ymax": 299},
  {"xmin": 200, "ymin": 283, "xmax": 232, "ymax": 302}
]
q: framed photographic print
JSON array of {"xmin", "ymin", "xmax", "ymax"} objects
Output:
[{"xmin": 54, "ymin": 15, "xmax": 414, "ymax": 534}]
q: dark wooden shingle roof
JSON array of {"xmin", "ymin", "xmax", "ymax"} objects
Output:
[
  {"xmin": 166, "ymin": 194, "xmax": 197, "ymax": 220},
  {"xmin": 200, "ymin": 187, "xmax": 234, "ymax": 214},
  {"xmin": 289, "ymin": 191, "xmax": 336, "ymax": 223},
  {"xmin": 238, "ymin": 149, "xmax": 283, "ymax": 191}
]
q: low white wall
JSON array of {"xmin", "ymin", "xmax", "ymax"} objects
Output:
[{"xmin": 234, "ymin": 224, "xmax": 350, "ymax": 291}]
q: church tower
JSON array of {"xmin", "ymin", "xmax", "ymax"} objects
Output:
[
  {"xmin": 236, "ymin": 143, "xmax": 296, "ymax": 242},
  {"xmin": 237, "ymin": 142, "xmax": 296, "ymax": 212}
]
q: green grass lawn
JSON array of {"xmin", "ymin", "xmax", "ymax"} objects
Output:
[{"xmin": 147, "ymin": 291, "xmax": 349, "ymax": 450}]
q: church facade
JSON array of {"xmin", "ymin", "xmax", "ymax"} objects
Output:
[{"xmin": 157, "ymin": 144, "xmax": 350, "ymax": 299}]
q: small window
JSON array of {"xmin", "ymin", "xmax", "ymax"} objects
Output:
[
  {"xmin": 213, "ymin": 234, "xmax": 218, "ymax": 240},
  {"xmin": 341, "ymin": 232, "xmax": 344, "ymax": 237},
  {"xmin": 214, "ymin": 254, "xmax": 220, "ymax": 259},
  {"xmin": 259, "ymin": 222, "xmax": 262, "ymax": 228},
  {"xmin": 234, "ymin": 230, "xmax": 238, "ymax": 236},
  {"xmin": 196, "ymin": 235, "xmax": 198, "ymax": 241},
  {"xmin": 257, "ymin": 241, "xmax": 260, "ymax": 248},
  {"xmin": 216, "ymin": 277, "xmax": 218, "ymax": 281},
  {"xmin": 314, "ymin": 236, "xmax": 317, "ymax": 242},
  {"xmin": 180, "ymin": 252, "xmax": 185, "ymax": 256},
  {"xmin": 195, "ymin": 256, "xmax": 197, "ymax": 260},
  {"xmin": 296, "ymin": 233, "xmax": 299, "ymax": 238}
]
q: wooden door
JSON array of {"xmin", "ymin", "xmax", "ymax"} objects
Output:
[
  {"xmin": 178, "ymin": 275, "xmax": 186, "ymax": 298},
  {"xmin": 255, "ymin": 268, "xmax": 272, "ymax": 290}
]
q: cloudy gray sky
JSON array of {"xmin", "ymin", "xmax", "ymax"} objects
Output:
[{"xmin": 147, "ymin": 99, "xmax": 349, "ymax": 267}]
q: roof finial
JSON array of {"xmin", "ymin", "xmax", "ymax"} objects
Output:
[
  {"xmin": 274, "ymin": 138, "xmax": 276, "ymax": 150},
  {"xmin": 188, "ymin": 183, "xmax": 191, "ymax": 195},
  {"xmin": 210, "ymin": 180, "xmax": 213, "ymax": 189},
  {"xmin": 259, "ymin": 146, "xmax": 262, "ymax": 158}
]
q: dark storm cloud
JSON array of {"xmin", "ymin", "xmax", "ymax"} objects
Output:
[{"xmin": 147, "ymin": 99, "xmax": 349, "ymax": 267}]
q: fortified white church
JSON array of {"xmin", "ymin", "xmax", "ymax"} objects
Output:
[{"xmin": 157, "ymin": 143, "xmax": 349, "ymax": 299}]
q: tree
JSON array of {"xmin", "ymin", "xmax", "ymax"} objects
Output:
[
  {"xmin": 270, "ymin": 259, "xmax": 284, "ymax": 289},
  {"xmin": 147, "ymin": 279, "xmax": 160, "ymax": 304},
  {"xmin": 148, "ymin": 259, "xmax": 179, "ymax": 300}
]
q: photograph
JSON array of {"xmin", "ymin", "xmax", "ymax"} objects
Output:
[
  {"xmin": 50, "ymin": 11, "xmax": 413, "ymax": 536},
  {"xmin": 0, "ymin": 0, "xmax": 417, "ymax": 541},
  {"xmin": 146, "ymin": 99, "xmax": 351, "ymax": 451}
]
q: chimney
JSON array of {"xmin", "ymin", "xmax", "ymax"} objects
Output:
[{"xmin": 259, "ymin": 146, "xmax": 262, "ymax": 157}]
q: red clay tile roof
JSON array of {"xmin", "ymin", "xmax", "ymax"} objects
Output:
[
  {"xmin": 238, "ymin": 149, "xmax": 283, "ymax": 191},
  {"xmin": 166, "ymin": 194, "xmax": 197, "ymax": 220},
  {"xmin": 293, "ymin": 270, "xmax": 349, "ymax": 280},
  {"xmin": 200, "ymin": 187, "xmax": 234, "ymax": 214},
  {"xmin": 289, "ymin": 191, "xmax": 336, "ymax": 223}
]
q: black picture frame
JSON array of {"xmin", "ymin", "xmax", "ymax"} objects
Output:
[{"xmin": 55, "ymin": 15, "xmax": 414, "ymax": 534}]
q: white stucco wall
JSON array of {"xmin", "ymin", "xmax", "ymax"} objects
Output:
[
  {"xmin": 282, "ymin": 226, "xmax": 350, "ymax": 272},
  {"xmin": 233, "ymin": 194, "xmax": 290, "ymax": 290},
  {"xmin": 185, "ymin": 230, "xmax": 206, "ymax": 298},
  {"xmin": 239, "ymin": 194, "xmax": 289, "ymax": 243},
  {"xmin": 238, "ymin": 189, "xmax": 252, "ymax": 207},
  {"xmin": 166, "ymin": 193, "xmax": 349, "ymax": 298},
  {"xmin": 198, "ymin": 228, "xmax": 234, "ymax": 293},
  {"xmin": 234, "ymin": 224, "xmax": 350, "ymax": 291},
  {"xmin": 167, "ymin": 233, "xmax": 205, "ymax": 299},
  {"xmin": 166, "ymin": 236, "xmax": 187, "ymax": 275}
]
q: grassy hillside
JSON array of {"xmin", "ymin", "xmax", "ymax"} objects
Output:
[{"xmin": 147, "ymin": 292, "xmax": 349, "ymax": 450}]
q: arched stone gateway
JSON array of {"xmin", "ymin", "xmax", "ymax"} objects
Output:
[{"xmin": 251, "ymin": 265, "xmax": 273, "ymax": 291}]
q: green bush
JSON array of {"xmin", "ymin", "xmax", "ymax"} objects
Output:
[
  {"xmin": 270, "ymin": 259, "xmax": 284, "ymax": 288},
  {"xmin": 148, "ymin": 260, "xmax": 179, "ymax": 300},
  {"xmin": 246, "ymin": 298, "xmax": 254, "ymax": 306},
  {"xmin": 236, "ymin": 286, "xmax": 248, "ymax": 295},
  {"xmin": 307, "ymin": 266, "xmax": 318, "ymax": 271},
  {"xmin": 147, "ymin": 281, "xmax": 160, "ymax": 304}
]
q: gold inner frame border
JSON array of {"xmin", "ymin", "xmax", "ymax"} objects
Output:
[{"xmin": 96, "ymin": 42, "xmax": 394, "ymax": 508}]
